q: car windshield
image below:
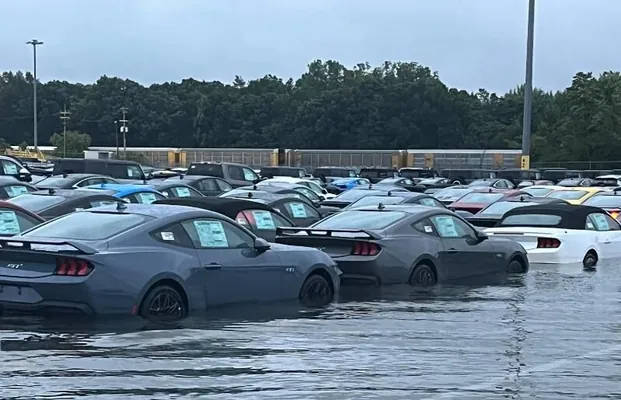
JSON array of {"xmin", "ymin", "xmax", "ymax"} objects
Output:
[
  {"xmin": 523, "ymin": 187, "xmax": 555, "ymax": 197},
  {"xmin": 24, "ymin": 212, "xmax": 152, "ymax": 240},
  {"xmin": 9, "ymin": 194, "xmax": 65, "ymax": 212},
  {"xmin": 334, "ymin": 189, "xmax": 391, "ymax": 202},
  {"xmin": 346, "ymin": 196, "xmax": 406, "ymax": 209},
  {"xmin": 547, "ymin": 190, "xmax": 588, "ymax": 200},
  {"xmin": 457, "ymin": 192, "xmax": 505, "ymax": 204},
  {"xmin": 583, "ymin": 195, "xmax": 621, "ymax": 207},
  {"xmin": 479, "ymin": 201, "xmax": 538, "ymax": 216},
  {"xmin": 312, "ymin": 210, "xmax": 406, "ymax": 230},
  {"xmin": 34, "ymin": 176, "xmax": 75, "ymax": 188}
]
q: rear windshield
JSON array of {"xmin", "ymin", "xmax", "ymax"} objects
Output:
[
  {"xmin": 583, "ymin": 195, "xmax": 621, "ymax": 207},
  {"xmin": 24, "ymin": 212, "xmax": 152, "ymax": 240},
  {"xmin": 187, "ymin": 163, "xmax": 223, "ymax": 177},
  {"xmin": 457, "ymin": 192, "xmax": 505, "ymax": 204},
  {"xmin": 479, "ymin": 201, "xmax": 538, "ymax": 216},
  {"xmin": 334, "ymin": 189, "xmax": 391, "ymax": 202},
  {"xmin": 547, "ymin": 190, "xmax": 588, "ymax": 200},
  {"xmin": 34, "ymin": 176, "xmax": 75, "ymax": 188},
  {"xmin": 313, "ymin": 210, "xmax": 406, "ymax": 230},
  {"xmin": 499, "ymin": 214, "xmax": 562, "ymax": 227},
  {"xmin": 9, "ymin": 194, "xmax": 65, "ymax": 212},
  {"xmin": 523, "ymin": 187, "xmax": 555, "ymax": 197},
  {"xmin": 347, "ymin": 196, "xmax": 406, "ymax": 209}
]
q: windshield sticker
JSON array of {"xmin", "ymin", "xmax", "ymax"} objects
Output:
[
  {"xmin": 288, "ymin": 202, "xmax": 307, "ymax": 218},
  {"xmin": 424, "ymin": 225, "xmax": 433, "ymax": 233},
  {"xmin": 243, "ymin": 169, "xmax": 256, "ymax": 181},
  {"xmin": 138, "ymin": 192, "xmax": 157, "ymax": 204},
  {"xmin": 591, "ymin": 214, "xmax": 609, "ymax": 230},
  {"xmin": 127, "ymin": 168, "xmax": 134, "ymax": 177},
  {"xmin": 6, "ymin": 186, "xmax": 29, "ymax": 197},
  {"xmin": 3, "ymin": 163, "xmax": 18, "ymax": 175},
  {"xmin": 433, "ymin": 216, "xmax": 459, "ymax": 238},
  {"xmin": 175, "ymin": 187, "xmax": 191, "ymax": 197},
  {"xmin": 419, "ymin": 198, "xmax": 436, "ymax": 207},
  {"xmin": 0, "ymin": 210, "xmax": 20, "ymax": 235},
  {"xmin": 161, "ymin": 232, "xmax": 175, "ymax": 241},
  {"xmin": 251, "ymin": 210, "xmax": 276, "ymax": 230},
  {"xmin": 194, "ymin": 220, "xmax": 228, "ymax": 248}
]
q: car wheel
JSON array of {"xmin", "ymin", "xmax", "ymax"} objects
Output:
[
  {"xmin": 583, "ymin": 251, "xmax": 598, "ymax": 269},
  {"xmin": 452, "ymin": 180, "xmax": 461, "ymax": 185},
  {"xmin": 409, "ymin": 263, "xmax": 437, "ymax": 286},
  {"xmin": 139, "ymin": 284, "xmax": 187, "ymax": 322},
  {"xmin": 299, "ymin": 273, "xmax": 333, "ymax": 307},
  {"xmin": 507, "ymin": 259, "xmax": 525, "ymax": 273}
]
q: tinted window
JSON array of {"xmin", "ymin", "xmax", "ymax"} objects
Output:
[
  {"xmin": 457, "ymin": 192, "xmax": 505, "ymax": 204},
  {"xmin": 479, "ymin": 201, "xmax": 538, "ymax": 216},
  {"xmin": 547, "ymin": 190, "xmax": 588, "ymax": 200},
  {"xmin": 199, "ymin": 179, "xmax": 218, "ymax": 191},
  {"xmin": 181, "ymin": 218, "xmax": 251, "ymax": 249},
  {"xmin": 500, "ymin": 214, "xmax": 562, "ymax": 226},
  {"xmin": 187, "ymin": 163, "xmax": 224, "ymax": 177},
  {"xmin": 583, "ymin": 195, "xmax": 621, "ymax": 207},
  {"xmin": 126, "ymin": 165, "xmax": 143, "ymax": 179},
  {"xmin": 151, "ymin": 223, "xmax": 193, "ymax": 247},
  {"xmin": 9, "ymin": 194, "xmax": 65, "ymax": 212},
  {"xmin": 171, "ymin": 186, "xmax": 201, "ymax": 198},
  {"xmin": 0, "ymin": 208, "xmax": 40, "ymax": 235},
  {"xmin": 216, "ymin": 179, "xmax": 232, "ymax": 191},
  {"xmin": 413, "ymin": 218, "xmax": 438, "ymax": 236},
  {"xmin": 347, "ymin": 196, "xmax": 406, "ymax": 209},
  {"xmin": 24, "ymin": 212, "xmax": 151, "ymax": 240},
  {"xmin": 313, "ymin": 210, "xmax": 406, "ymax": 230}
]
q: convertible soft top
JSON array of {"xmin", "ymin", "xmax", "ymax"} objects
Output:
[
  {"xmin": 154, "ymin": 197, "xmax": 277, "ymax": 220},
  {"xmin": 498, "ymin": 203, "xmax": 606, "ymax": 229}
]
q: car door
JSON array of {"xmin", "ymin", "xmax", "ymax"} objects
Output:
[
  {"xmin": 279, "ymin": 200, "xmax": 322, "ymax": 227},
  {"xmin": 587, "ymin": 213, "xmax": 621, "ymax": 259},
  {"xmin": 180, "ymin": 217, "xmax": 287, "ymax": 305},
  {"xmin": 429, "ymin": 214, "xmax": 498, "ymax": 278}
]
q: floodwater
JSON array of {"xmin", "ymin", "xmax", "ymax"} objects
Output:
[{"xmin": 1, "ymin": 264, "xmax": 620, "ymax": 399}]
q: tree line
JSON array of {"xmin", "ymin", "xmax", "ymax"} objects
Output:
[{"xmin": 0, "ymin": 60, "xmax": 620, "ymax": 163}]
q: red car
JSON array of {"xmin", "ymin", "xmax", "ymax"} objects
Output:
[
  {"xmin": 448, "ymin": 188, "xmax": 530, "ymax": 215},
  {"xmin": 0, "ymin": 200, "xmax": 45, "ymax": 237}
]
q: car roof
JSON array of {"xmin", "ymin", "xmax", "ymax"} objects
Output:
[
  {"xmin": 344, "ymin": 204, "xmax": 439, "ymax": 215},
  {"xmin": 87, "ymin": 183, "xmax": 161, "ymax": 194},
  {"xmin": 154, "ymin": 197, "xmax": 279, "ymax": 219},
  {"xmin": 44, "ymin": 173, "xmax": 100, "ymax": 180},
  {"xmin": 30, "ymin": 188, "xmax": 105, "ymax": 199},
  {"xmin": 500, "ymin": 203, "xmax": 603, "ymax": 229},
  {"xmin": 55, "ymin": 158, "xmax": 141, "ymax": 166},
  {"xmin": 88, "ymin": 203, "xmax": 215, "ymax": 219},
  {"xmin": 147, "ymin": 181, "xmax": 196, "ymax": 190},
  {"xmin": 550, "ymin": 187, "xmax": 602, "ymax": 193},
  {"xmin": 165, "ymin": 175, "xmax": 209, "ymax": 182}
]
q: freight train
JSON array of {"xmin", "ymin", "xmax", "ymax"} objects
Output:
[{"xmin": 84, "ymin": 147, "xmax": 522, "ymax": 171}]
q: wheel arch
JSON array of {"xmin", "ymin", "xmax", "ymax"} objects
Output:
[
  {"xmin": 136, "ymin": 273, "xmax": 190, "ymax": 314},
  {"xmin": 409, "ymin": 255, "xmax": 438, "ymax": 280},
  {"xmin": 306, "ymin": 264, "xmax": 336, "ymax": 294}
]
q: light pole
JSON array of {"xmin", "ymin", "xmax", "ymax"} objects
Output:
[
  {"xmin": 60, "ymin": 105, "xmax": 70, "ymax": 158},
  {"xmin": 119, "ymin": 107, "xmax": 129, "ymax": 160},
  {"xmin": 521, "ymin": 0, "xmax": 535, "ymax": 170},
  {"xmin": 114, "ymin": 120, "xmax": 119, "ymax": 158},
  {"xmin": 26, "ymin": 39, "xmax": 43, "ymax": 151}
]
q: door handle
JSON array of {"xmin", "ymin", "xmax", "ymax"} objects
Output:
[
  {"xmin": 203, "ymin": 263, "xmax": 222, "ymax": 270},
  {"xmin": 604, "ymin": 241, "xmax": 612, "ymax": 244},
  {"xmin": 447, "ymin": 248, "xmax": 458, "ymax": 254}
]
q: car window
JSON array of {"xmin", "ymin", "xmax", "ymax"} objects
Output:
[
  {"xmin": 171, "ymin": 186, "xmax": 199, "ymax": 198},
  {"xmin": 89, "ymin": 199, "xmax": 121, "ymax": 208},
  {"xmin": 216, "ymin": 179, "xmax": 233, "ymax": 192},
  {"xmin": 347, "ymin": 196, "xmax": 405, "ymax": 209},
  {"xmin": 294, "ymin": 187, "xmax": 319, "ymax": 202},
  {"xmin": 77, "ymin": 178, "xmax": 97, "ymax": 187},
  {"xmin": 457, "ymin": 192, "xmax": 505, "ymax": 204},
  {"xmin": 495, "ymin": 180, "xmax": 508, "ymax": 188},
  {"xmin": 181, "ymin": 218, "xmax": 252, "ymax": 249},
  {"xmin": 9, "ymin": 194, "xmax": 65, "ymax": 213},
  {"xmin": 587, "ymin": 213, "xmax": 620, "ymax": 231},
  {"xmin": 199, "ymin": 179, "xmax": 218, "ymax": 191},
  {"xmin": 235, "ymin": 209, "xmax": 293, "ymax": 231},
  {"xmin": 0, "ymin": 208, "xmax": 40, "ymax": 235},
  {"xmin": 227, "ymin": 165, "xmax": 244, "ymax": 181},
  {"xmin": 547, "ymin": 190, "xmax": 588, "ymax": 200},
  {"xmin": 500, "ymin": 214, "xmax": 562, "ymax": 226},
  {"xmin": 312, "ymin": 210, "xmax": 406, "ymax": 230},
  {"xmin": 1, "ymin": 160, "xmax": 20, "ymax": 175},
  {"xmin": 5, "ymin": 185, "xmax": 33, "ymax": 198},
  {"xmin": 242, "ymin": 167, "xmax": 258, "ymax": 182},
  {"xmin": 605, "ymin": 214, "xmax": 621, "ymax": 230},
  {"xmin": 583, "ymin": 195, "xmax": 621, "ymax": 207},
  {"xmin": 134, "ymin": 192, "xmax": 164, "ymax": 204},
  {"xmin": 417, "ymin": 197, "xmax": 444, "ymax": 208},
  {"xmin": 187, "ymin": 163, "xmax": 224, "ymax": 177},
  {"xmin": 479, "ymin": 201, "xmax": 538, "ymax": 216},
  {"xmin": 126, "ymin": 165, "xmax": 143, "ymax": 179},
  {"xmin": 523, "ymin": 187, "xmax": 555, "ymax": 197},
  {"xmin": 24, "ymin": 212, "xmax": 151, "ymax": 239},
  {"xmin": 150, "ymin": 223, "xmax": 194, "ymax": 248},
  {"xmin": 430, "ymin": 215, "xmax": 475, "ymax": 239},
  {"xmin": 412, "ymin": 218, "xmax": 438, "ymax": 237},
  {"xmin": 284, "ymin": 201, "xmax": 320, "ymax": 219}
]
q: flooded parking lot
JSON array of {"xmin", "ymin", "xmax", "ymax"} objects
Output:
[{"xmin": 0, "ymin": 264, "xmax": 620, "ymax": 399}]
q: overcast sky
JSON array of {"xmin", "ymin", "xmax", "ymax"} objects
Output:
[{"xmin": 1, "ymin": 0, "xmax": 619, "ymax": 94}]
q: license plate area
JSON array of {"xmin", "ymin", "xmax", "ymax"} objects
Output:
[{"xmin": 0, "ymin": 285, "xmax": 42, "ymax": 303}]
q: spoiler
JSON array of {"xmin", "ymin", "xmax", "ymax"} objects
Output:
[
  {"xmin": 275, "ymin": 227, "xmax": 381, "ymax": 240},
  {"xmin": 0, "ymin": 237, "xmax": 98, "ymax": 255}
]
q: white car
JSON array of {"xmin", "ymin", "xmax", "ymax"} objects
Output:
[
  {"xmin": 260, "ymin": 177, "xmax": 336, "ymax": 199},
  {"xmin": 484, "ymin": 203, "xmax": 621, "ymax": 268}
]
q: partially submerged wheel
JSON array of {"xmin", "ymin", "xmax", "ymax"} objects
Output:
[
  {"xmin": 507, "ymin": 259, "xmax": 525, "ymax": 273},
  {"xmin": 583, "ymin": 251, "xmax": 598, "ymax": 269},
  {"xmin": 409, "ymin": 263, "xmax": 437, "ymax": 286},
  {"xmin": 139, "ymin": 284, "xmax": 187, "ymax": 322},
  {"xmin": 299, "ymin": 274, "xmax": 334, "ymax": 307}
]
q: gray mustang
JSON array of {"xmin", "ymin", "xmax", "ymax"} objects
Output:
[
  {"xmin": 0, "ymin": 203, "xmax": 340, "ymax": 321},
  {"xmin": 275, "ymin": 204, "xmax": 528, "ymax": 286}
]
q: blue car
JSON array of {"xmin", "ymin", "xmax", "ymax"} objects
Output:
[
  {"xmin": 326, "ymin": 178, "xmax": 371, "ymax": 195},
  {"xmin": 87, "ymin": 183, "xmax": 167, "ymax": 204}
]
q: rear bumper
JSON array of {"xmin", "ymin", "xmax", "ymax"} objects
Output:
[
  {"xmin": 525, "ymin": 248, "xmax": 575, "ymax": 264},
  {"xmin": 0, "ymin": 299, "xmax": 93, "ymax": 315},
  {"xmin": 334, "ymin": 258, "xmax": 408, "ymax": 285}
]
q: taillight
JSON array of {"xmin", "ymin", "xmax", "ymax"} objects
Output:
[
  {"xmin": 351, "ymin": 242, "xmax": 381, "ymax": 256},
  {"xmin": 537, "ymin": 238, "xmax": 561, "ymax": 248},
  {"xmin": 55, "ymin": 257, "xmax": 93, "ymax": 276},
  {"xmin": 608, "ymin": 209, "xmax": 620, "ymax": 219}
]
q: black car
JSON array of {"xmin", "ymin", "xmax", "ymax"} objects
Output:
[
  {"xmin": 468, "ymin": 178, "xmax": 515, "ymax": 190},
  {"xmin": 344, "ymin": 192, "xmax": 448, "ymax": 210},
  {"xmin": 145, "ymin": 180, "xmax": 204, "ymax": 198},
  {"xmin": 154, "ymin": 197, "xmax": 295, "ymax": 241},
  {"xmin": 52, "ymin": 158, "xmax": 146, "ymax": 182},
  {"xmin": 376, "ymin": 177, "xmax": 421, "ymax": 191},
  {"xmin": 466, "ymin": 196, "xmax": 568, "ymax": 227},
  {"xmin": 34, "ymin": 173, "xmax": 120, "ymax": 190},
  {"xmin": 398, "ymin": 167, "xmax": 438, "ymax": 179},
  {"xmin": 163, "ymin": 175, "xmax": 233, "ymax": 196},
  {"xmin": 250, "ymin": 196, "xmax": 326, "ymax": 227},
  {"xmin": 0, "ymin": 177, "xmax": 38, "ymax": 199},
  {"xmin": 185, "ymin": 161, "xmax": 260, "ymax": 188},
  {"xmin": 8, "ymin": 188, "xmax": 126, "ymax": 220},
  {"xmin": 359, "ymin": 167, "xmax": 398, "ymax": 183},
  {"xmin": 259, "ymin": 166, "xmax": 308, "ymax": 179},
  {"xmin": 247, "ymin": 182, "xmax": 324, "ymax": 204}
]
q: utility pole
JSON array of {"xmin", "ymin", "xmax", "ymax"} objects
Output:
[
  {"xmin": 59, "ymin": 105, "xmax": 70, "ymax": 158},
  {"xmin": 521, "ymin": 0, "xmax": 536, "ymax": 170},
  {"xmin": 114, "ymin": 120, "xmax": 119, "ymax": 158},
  {"xmin": 119, "ymin": 107, "xmax": 129, "ymax": 160},
  {"xmin": 26, "ymin": 39, "xmax": 43, "ymax": 151}
]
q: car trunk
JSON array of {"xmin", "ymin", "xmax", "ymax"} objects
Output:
[{"xmin": 483, "ymin": 227, "xmax": 568, "ymax": 251}]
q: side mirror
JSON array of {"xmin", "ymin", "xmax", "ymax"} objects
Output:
[
  {"xmin": 321, "ymin": 188, "xmax": 328, "ymax": 194},
  {"xmin": 319, "ymin": 195, "xmax": 325, "ymax": 201},
  {"xmin": 18, "ymin": 168, "xmax": 32, "ymax": 182},
  {"xmin": 253, "ymin": 237, "xmax": 270, "ymax": 252},
  {"xmin": 475, "ymin": 231, "xmax": 488, "ymax": 242}
]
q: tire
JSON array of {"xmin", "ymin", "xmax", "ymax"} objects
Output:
[
  {"xmin": 139, "ymin": 284, "xmax": 187, "ymax": 322},
  {"xmin": 299, "ymin": 274, "xmax": 334, "ymax": 307},
  {"xmin": 452, "ymin": 180, "xmax": 462, "ymax": 185},
  {"xmin": 583, "ymin": 251, "xmax": 598, "ymax": 268},
  {"xmin": 507, "ymin": 259, "xmax": 525, "ymax": 274},
  {"xmin": 409, "ymin": 263, "xmax": 437, "ymax": 286}
]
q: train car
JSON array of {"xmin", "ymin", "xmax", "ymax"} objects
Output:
[
  {"xmin": 288, "ymin": 149, "xmax": 402, "ymax": 171},
  {"xmin": 405, "ymin": 149, "xmax": 521, "ymax": 170}
]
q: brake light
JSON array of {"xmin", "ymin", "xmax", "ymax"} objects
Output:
[
  {"xmin": 537, "ymin": 238, "xmax": 561, "ymax": 248},
  {"xmin": 608, "ymin": 209, "xmax": 620, "ymax": 219},
  {"xmin": 351, "ymin": 242, "xmax": 381, "ymax": 256},
  {"xmin": 55, "ymin": 257, "xmax": 93, "ymax": 276}
]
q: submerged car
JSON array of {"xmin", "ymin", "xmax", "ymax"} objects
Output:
[
  {"xmin": 275, "ymin": 204, "xmax": 528, "ymax": 286},
  {"xmin": 0, "ymin": 203, "xmax": 340, "ymax": 320},
  {"xmin": 484, "ymin": 203, "xmax": 621, "ymax": 267},
  {"xmin": 86, "ymin": 183, "xmax": 167, "ymax": 204}
]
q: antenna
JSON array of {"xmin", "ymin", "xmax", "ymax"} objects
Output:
[
  {"xmin": 378, "ymin": 203, "xmax": 385, "ymax": 210},
  {"xmin": 387, "ymin": 191, "xmax": 392, "ymax": 196},
  {"xmin": 247, "ymin": 192, "xmax": 253, "ymax": 198}
]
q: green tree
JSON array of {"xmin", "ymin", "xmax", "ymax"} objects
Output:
[{"xmin": 50, "ymin": 131, "xmax": 91, "ymax": 157}]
